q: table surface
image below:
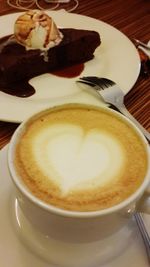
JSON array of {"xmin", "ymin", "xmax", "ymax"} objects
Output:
[{"xmin": 0, "ymin": 0, "xmax": 149, "ymax": 149}]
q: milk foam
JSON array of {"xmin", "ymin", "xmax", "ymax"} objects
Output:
[{"xmin": 33, "ymin": 123, "xmax": 125, "ymax": 195}]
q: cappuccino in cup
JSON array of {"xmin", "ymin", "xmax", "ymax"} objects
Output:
[{"xmin": 13, "ymin": 104, "xmax": 148, "ymax": 212}]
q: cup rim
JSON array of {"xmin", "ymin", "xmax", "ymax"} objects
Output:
[{"xmin": 8, "ymin": 103, "xmax": 150, "ymax": 218}]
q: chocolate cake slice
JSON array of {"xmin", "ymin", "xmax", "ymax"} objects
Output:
[
  {"xmin": 0, "ymin": 28, "xmax": 100, "ymax": 85},
  {"xmin": 0, "ymin": 10, "xmax": 100, "ymax": 97}
]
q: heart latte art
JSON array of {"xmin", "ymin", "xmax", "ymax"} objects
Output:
[
  {"xmin": 34, "ymin": 125, "xmax": 124, "ymax": 194},
  {"xmin": 15, "ymin": 105, "xmax": 147, "ymax": 211}
]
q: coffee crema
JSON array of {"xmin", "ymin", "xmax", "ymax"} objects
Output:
[{"xmin": 14, "ymin": 104, "xmax": 148, "ymax": 211}]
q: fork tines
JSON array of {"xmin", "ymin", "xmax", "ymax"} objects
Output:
[{"xmin": 79, "ymin": 76, "xmax": 115, "ymax": 89}]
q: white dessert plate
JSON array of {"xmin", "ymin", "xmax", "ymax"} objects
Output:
[
  {"xmin": 0, "ymin": 10, "xmax": 140, "ymax": 123},
  {"xmin": 0, "ymin": 145, "xmax": 150, "ymax": 267}
]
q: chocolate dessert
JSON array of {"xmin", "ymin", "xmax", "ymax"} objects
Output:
[{"xmin": 0, "ymin": 10, "xmax": 101, "ymax": 97}]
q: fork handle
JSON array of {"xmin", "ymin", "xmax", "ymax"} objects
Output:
[
  {"xmin": 134, "ymin": 213, "xmax": 150, "ymax": 264},
  {"xmin": 117, "ymin": 104, "xmax": 150, "ymax": 142}
]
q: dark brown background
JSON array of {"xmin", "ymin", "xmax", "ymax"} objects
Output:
[{"xmin": 0, "ymin": 0, "xmax": 149, "ymax": 149}]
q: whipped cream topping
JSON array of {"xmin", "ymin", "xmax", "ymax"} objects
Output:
[{"xmin": 14, "ymin": 10, "xmax": 63, "ymax": 50}]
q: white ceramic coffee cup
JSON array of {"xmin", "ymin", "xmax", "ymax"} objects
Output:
[{"xmin": 8, "ymin": 104, "xmax": 150, "ymax": 248}]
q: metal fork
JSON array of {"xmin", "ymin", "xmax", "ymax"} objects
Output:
[
  {"xmin": 77, "ymin": 77, "xmax": 150, "ymax": 141},
  {"xmin": 134, "ymin": 39, "xmax": 150, "ymax": 58},
  {"xmin": 134, "ymin": 39, "xmax": 150, "ymax": 51},
  {"xmin": 134, "ymin": 213, "xmax": 150, "ymax": 264}
]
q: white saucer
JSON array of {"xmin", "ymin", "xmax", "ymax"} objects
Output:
[{"xmin": 0, "ymin": 145, "xmax": 150, "ymax": 267}]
